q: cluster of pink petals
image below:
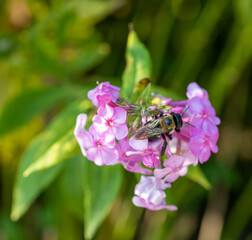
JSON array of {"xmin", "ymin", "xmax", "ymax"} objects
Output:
[
  {"xmin": 127, "ymin": 138, "xmax": 163, "ymax": 168},
  {"xmin": 154, "ymin": 153, "xmax": 196, "ymax": 183},
  {"xmin": 132, "ymin": 176, "xmax": 178, "ymax": 211},
  {"xmin": 74, "ymin": 81, "xmax": 220, "ymax": 211},
  {"xmin": 87, "ymin": 81, "xmax": 120, "ymax": 107},
  {"xmin": 187, "ymin": 83, "xmax": 220, "ymax": 163},
  {"xmin": 117, "ymin": 138, "xmax": 153, "ymax": 175},
  {"xmin": 93, "ymin": 105, "xmax": 128, "ymax": 142}
]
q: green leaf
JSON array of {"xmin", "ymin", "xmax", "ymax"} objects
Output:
[
  {"xmin": 23, "ymin": 100, "xmax": 92, "ymax": 176},
  {"xmin": 11, "ymin": 100, "xmax": 91, "ymax": 221},
  {"xmin": 122, "ymin": 29, "xmax": 152, "ymax": 100},
  {"xmin": 11, "ymin": 137, "xmax": 64, "ymax": 222},
  {"xmin": 0, "ymin": 87, "xmax": 68, "ymax": 137},
  {"xmin": 23, "ymin": 130, "xmax": 77, "ymax": 177},
  {"xmin": 186, "ymin": 165, "xmax": 211, "ymax": 190},
  {"xmin": 59, "ymin": 154, "xmax": 84, "ymax": 220},
  {"xmin": 68, "ymin": 0, "xmax": 123, "ymax": 25},
  {"xmin": 28, "ymin": 0, "xmax": 121, "ymax": 78},
  {"xmin": 140, "ymin": 82, "xmax": 152, "ymax": 104},
  {"xmin": 132, "ymin": 77, "xmax": 151, "ymax": 103},
  {"xmin": 222, "ymin": 176, "xmax": 252, "ymax": 239},
  {"xmin": 65, "ymin": 43, "xmax": 110, "ymax": 74},
  {"xmin": 0, "ymin": 34, "xmax": 18, "ymax": 57},
  {"xmin": 83, "ymin": 162, "xmax": 123, "ymax": 239}
]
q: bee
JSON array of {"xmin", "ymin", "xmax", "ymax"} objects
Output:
[{"xmin": 132, "ymin": 112, "xmax": 183, "ymax": 156}]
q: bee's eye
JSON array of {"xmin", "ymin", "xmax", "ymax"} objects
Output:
[{"xmin": 164, "ymin": 118, "xmax": 172, "ymax": 125}]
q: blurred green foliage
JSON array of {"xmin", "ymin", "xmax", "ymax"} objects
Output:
[{"xmin": 0, "ymin": 0, "xmax": 252, "ymax": 239}]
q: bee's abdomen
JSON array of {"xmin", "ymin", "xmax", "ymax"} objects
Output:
[{"xmin": 148, "ymin": 135, "xmax": 160, "ymax": 142}]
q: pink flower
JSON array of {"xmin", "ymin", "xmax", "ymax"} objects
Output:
[
  {"xmin": 186, "ymin": 82, "xmax": 209, "ymax": 100},
  {"xmin": 88, "ymin": 82, "xmax": 120, "ymax": 107},
  {"xmin": 82, "ymin": 127, "xmax": 119, "ymax": 166},
  {"xmin": 154, "ymin": 154, "xmax": 196, "ymax": 183},
  {"xmin": 189, "ymin": 127, "xmax": 219, "ymax": 163},
  {"xmin": 127, "ymin": 138, "xmax": 163, "ymax": 168},
  {"xmin": 75, "ymin": 81, "xmax": 221, "ymax": 212},
  {"xmin": 189, "ymin": 97, "xmax": 221, "ymax": 131},
  {"xmin": 132, "ymin": 176, "xmax": 178, "ymax": 211},
  {"xmin": 92, "ymin": 104, "xmax": 128, "ymax": 142},
  {"xmin": 117, "ymin": 138, "xmax": 152, "ymax": 175},
  {"xmin": 74, "ymin": 113, "xmax": 88, "ymax": 157}
]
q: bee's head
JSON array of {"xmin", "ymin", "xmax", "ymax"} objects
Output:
[{"xmin": 171, "ymin": 113, "xmax": 183, "ymax": 129}]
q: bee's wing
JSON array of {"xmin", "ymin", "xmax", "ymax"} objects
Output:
[{"xmin": 132, "ymin": 120, "xmax": 164, "ymax": 140}]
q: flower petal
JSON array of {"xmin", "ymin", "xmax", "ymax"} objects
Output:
[
  {"xmin": 74, "ymin": 114, "xmax": 87, "ymax": 137},
  {"xmin": 143, "ymin": 154, "xmax": 160, "ymax": 168},
  {"xmin": 113, "ymin": 123, "xmax": 128, "ymax": 140},
  {"xmin": 104, "ymin": 104, "xmax": 114, "ymax": 119},
  {"xmin": 199, "ymin": 147, "xmax": 211, "ymax": 163},
  {"xmin": 149, "ymin": 190, "xmax": 166, "ymax": 205},
  {"xmin": 186, "ymin": 82, "xmax": 208, "ymax": 99},
  {"xmin": 86, "ymin": 148, "xmax": 104, "ymax": 166},
  {"xmin": 92, "ymin": 115, "xmax": 108, "ymax": 134},
  {"xmin": 154, "ymin": 168, "xmax": 172, "ymax": 179},
  {"xmin": 164, "ymin": 172, "xmax": 179, "ymax": 183},
  {"xmin": 129, "ymin": 137, "xmax": 148, "ymax": 151},
  {"xmin": 87, "ymin": 88, "xmax": 99, "ymax": 107},
  {"xmin": 113, "ymin": 107, "xmax": 127, "ymax": 124},
  {"xmin": 82, "ymin": 131, "xmax": 95, "ymax": 149},
  {"xmin": 101, "ymin": 148, "xmax": 119, "ymax": 165},
  {"xmin": 97, "ymin": 93, "xmax": 112, "ymax": 107}
]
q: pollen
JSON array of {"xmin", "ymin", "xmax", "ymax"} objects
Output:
[
  {"xmin": 97, "ymin": 142, "xmax": 102, "ymax": 148},
  {"xmin": 176, "ymin": 167, "xmax": 182, "ymax": 171},
  {"xmin": 108, "ymin": 120, "xmax": 114, "ymax": 126}
]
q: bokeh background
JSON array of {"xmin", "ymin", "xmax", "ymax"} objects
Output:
[{"xmin": 0, "ymin": 0, "xmax": 252, "ymax": 239}]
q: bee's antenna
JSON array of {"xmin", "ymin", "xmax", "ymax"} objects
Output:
[
  {"xmin": 182, "ymin": 106, "xmax": 190, "ymax": 117},
  {"xmin": 183, "ymin": 121, "xmax": 195, "ymax": 128}
]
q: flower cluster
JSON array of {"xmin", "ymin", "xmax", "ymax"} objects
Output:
[{"xmin": 74, "ymin": 81, "xmax": 220, "ymax": 211}]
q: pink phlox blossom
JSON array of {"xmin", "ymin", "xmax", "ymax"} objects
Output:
[
  {"xmin": 92, "ymin": 104, "xmax": 129, "ymax": 142},
  {"xmin": 189, "ymin": 97, "xmax": 221, "ymax": 132},
  {"xmin": 74, "ymin": 113, "xmax": 88, "ymax": 157},
  {"xmin": 117, "ymin": 138, "xmax": 152, "ymax": 175},
  {"xmin": 82, "ymin": 126, "xmax": 119, "ymax": 166},
  {"xmin": 88, "ymin": 82, "xmax": 120, "ymax": 107},
  {"xmin": 75, "ymin": 81, "xmax": 220, "ymax": 211},
  {"xmin": 154, "ymin": 154, "xmax": 196, "ymax": 183},
  {"xmin": 189, "ymin": 127, "xmax": 219, "ymax": 164},
  {"xmin": 132, "ymin": 176, "xmax": 178, "ymax": 211},
  {"xmin": 186, "ymin": 82, "xmax": 209, "ymax": 100},
  {"xmin": 127, "ymin": 138, "xmax": 163, "ymax": 168}
]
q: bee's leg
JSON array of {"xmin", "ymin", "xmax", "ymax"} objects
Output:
[
  {"xmin": 175, "ymin": 128, "xmax": 180, "ymax": 133},
  {"xmin": 151, "ymin": 114, "xmax": 158, "ymax": 120},
  {"xmin": 165, "ymin": 133, "xmax": 173, "ymax": 140},
  {"xmin": 161, "ymin": 134, "xmax": 167, "ymax": 156},
  {"xmin": 160, "ymin": 111, "xmax": 163, "ymax": 117}
]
